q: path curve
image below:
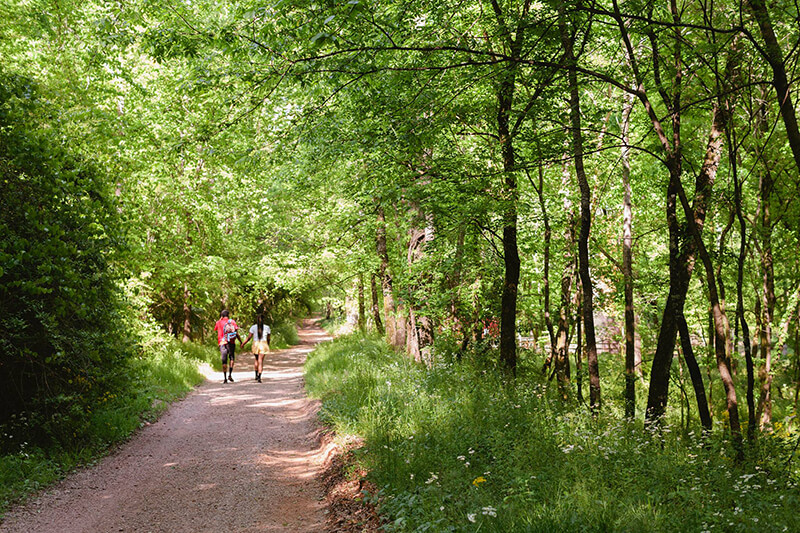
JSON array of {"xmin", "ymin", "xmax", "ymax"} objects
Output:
[{"xmin": 1, "ymin": 319, "xmax": 334, "ymax": 533}]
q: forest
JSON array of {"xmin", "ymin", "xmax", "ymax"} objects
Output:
[{"xmin": 1, "ymin": 0, "xmax": 800, "ymax": 530}]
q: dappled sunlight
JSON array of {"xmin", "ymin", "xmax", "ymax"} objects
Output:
[{"xmin": 1, "ymin": 321, "xmax": 331, "ymax": 533}]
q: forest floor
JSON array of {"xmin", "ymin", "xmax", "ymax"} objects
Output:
[{"xmin": 0, "ymin": 318, "xmax": 375, "ymax": 533}]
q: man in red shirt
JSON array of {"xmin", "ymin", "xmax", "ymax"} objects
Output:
[{"xmin": 214, "ymin": 310, "xmax": 242, "ymax": 384}]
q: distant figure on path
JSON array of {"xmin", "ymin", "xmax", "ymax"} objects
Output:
[
  {"xmin": 241, "ymin": 314, "xmax": 271, "ymax": 382},
  {"xmin": 214, "ymin": 310, "xmax": 242, "ymax": 383}
]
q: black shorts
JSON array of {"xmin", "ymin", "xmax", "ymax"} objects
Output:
[{"xmin": 220, "ymin": 342, "xmax": 236, "ymax": 365}]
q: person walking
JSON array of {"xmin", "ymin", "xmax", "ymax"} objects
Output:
[
  {"xmin": 214, "ymin": 310, "xmax": 242, "ymax": 384},
  {"xmin": 241, "ymin": 314, "xmax": 271, "ymax": 383}
]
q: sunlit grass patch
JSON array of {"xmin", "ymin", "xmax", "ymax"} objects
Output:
[{"xmin": 305, "ymin": 335, "xmax": 800, "ymax": 532}]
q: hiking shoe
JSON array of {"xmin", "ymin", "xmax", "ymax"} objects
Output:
[
  {"xmin": 228, "ymin": 376, "xmax": 234, "ymax": 382},
  {"xmin": 257, "ymin": 377, "xmax": 262, "ymax": 383},
  {"xmin": 223, "ymin": 378, "xmax": 228, "ymax": 384}
]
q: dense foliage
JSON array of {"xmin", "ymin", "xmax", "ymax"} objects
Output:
[
  {"xmin": 2, "ymin": 0, "xmax": 800, "ymax": 525},
  {"xmin": 0, "ymin": 71, "xmax": 130, "ymax": 444}
]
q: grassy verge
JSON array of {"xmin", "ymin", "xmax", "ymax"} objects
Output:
[
  {"xmin": 305, "ymin": 334, "xmax": 800, "ymax": 532},
  {"xmin": 0, "ymin": 332, "xmax": 216, "ymax": 516},
  {"xmin": 269, "ymin": 319, "xmax": 301, "ymax": 350}
]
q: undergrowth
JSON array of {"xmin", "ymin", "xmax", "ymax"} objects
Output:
[
  {"xmin": 305, "ymin": 334, "xmax": 800, "ymax": 532},
  {"xmin": 269, "ymin": 319, "xmax": 301, "ymax": 350},
  {"xmin": 0, "ymin": 328, "xmax": 216, "ymax": 516}
]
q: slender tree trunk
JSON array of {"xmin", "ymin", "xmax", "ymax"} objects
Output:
[
  {"xmin": 376, "ymin": 203, "xmax": 399, "ymax": 346},
  {"xmin": 674, "ymin": 104, "xmax": 742, "ymax": 452},
  {"xmin": 621, "ymin": 87, "xmax": 636, "ymax": 418},
  {"xmin": 554, "ymin": 249, "xmax": 576, "ymax": 399},
  {"xmin": 531, "ymin": 162, "xmax": 555, "ymax": 350},
  {"xmin": 492, "ymin": 0, "xmax": 531, "ymax": 375},
  {"xmin": 498, "ymin": 96, "xmax": 520, "ymax": 375},
  {"xmin": 358, "ymin": 273, "xmax": 366, "ymax": 333},
  {"xmin": 677, "ymin": 313, "xmax": 713, "ymax": 430},
  {"xmin": 576, "ymin": 281, "xmax": 584, "ymax": 405},
  {"xmin": 182, "ymin": 283, "xmax": 192, "ymax": 343},
  {"xmin": 730, "ymin": 122, "xmax": 757, "ymax": 440},
  {"xmin": 613, "ymin": 0, "xmax": 692, "ymax": 423},
  {"xmin": 545, "ymin": 159, "xmax": 576, "ymax": 387},
  {"xmin": 406, "ymin": 207, "xmax": 435, "ymax": 362},
  {"xmin": 371, "ymin": 273, "xmax": 384, "ymax": 336},
  {"xmin": 561, "ymin": 5, "xmax": 599, "ymax": 409},
  {"xmin": 747, "ymin": 0, "xmax": 800, "ymax": 173},
  {"xmin": 756, "ymin": 164, "xmax": 776, "ymax": 429},
  {"xmin": 407, "ymin": 308, "xmax": 421, "ymax": 362}
]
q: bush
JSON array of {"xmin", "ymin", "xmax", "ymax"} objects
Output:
[{"xmin": 0, "ymin": 70, "xmax": 132, "ymax": 447}]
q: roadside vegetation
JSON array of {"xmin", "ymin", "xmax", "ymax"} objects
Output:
[
  {"xmin": 306, "ymin": 335, "xmax": 800, "ymax": 532},
  {"xmin": 5, "ymin": 1, "xmax": 800, "ymax": 529},
  {"xmin": 0, "ymin": 327, "xmax": 216, "ymax": 515}
]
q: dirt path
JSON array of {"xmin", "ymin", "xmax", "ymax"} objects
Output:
[{"xmin": 1, "ymin": 319, "xmax": 335, "ymax": 533}]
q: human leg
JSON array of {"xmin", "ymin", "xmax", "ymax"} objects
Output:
[
  {"xmin": 227, "ymin": 341, "xmax": 236, "ymax": 381},
  {"xmin": 220, "ymin": 345, "xmax": 230, "ymax": 383},
  {"xmin": 256, "ymin": 353, "xmax": 264, "ymax": 382}
]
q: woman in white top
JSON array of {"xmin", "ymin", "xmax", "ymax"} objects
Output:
[{"xmin": 241, "ymin": 315, "xmax": 271, "ymax": 382}]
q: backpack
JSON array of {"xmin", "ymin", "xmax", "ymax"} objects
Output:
[{"xmin": 223, "ymin": 319, "xmax": 238, "ymax": 342}]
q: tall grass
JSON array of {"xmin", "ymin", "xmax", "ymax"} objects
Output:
[
  {"xmin": 0, "ymin": 330, "xmax": 216, "ymax": 516},
  {"xmin": 305, "ymin": 335, "xmax": 800, "ymax": 532}
]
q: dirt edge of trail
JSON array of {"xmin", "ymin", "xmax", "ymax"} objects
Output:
[
  {"xmin": 319, "ymin": 433, "xmax": 383, "ymax": 533},
  {"xmin": 0, "ymin": 318, "xmax": 350, "ymax": 533}
]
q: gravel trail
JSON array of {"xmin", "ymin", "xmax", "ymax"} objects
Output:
[{"xmin": 1, "ymin": 319, "xmax": 334, "ymax": 533}]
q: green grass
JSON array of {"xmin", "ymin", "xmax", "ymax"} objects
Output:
[
  {"xmin": 305, "ymin": 334, "xmax": 800, "ymax": 532},
  {"xmin": 0, "ymin": 331, "xmax": 216, "ymax": 517},
  {"xmin": 270, "ymin": 320, "xmax": 300, "ymax": 349}
]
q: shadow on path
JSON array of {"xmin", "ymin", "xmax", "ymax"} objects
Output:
[{"xmin": 1, "ymin": 318, "xmax": 334, "ymax": 533}]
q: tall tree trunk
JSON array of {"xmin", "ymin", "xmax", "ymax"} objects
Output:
[
  {"xmin": 358, "ymin": 273, "xmax": 366, "ymax": 333},
  {"xmin": 498, "ymin": 98, "xmax": 520, "ymax": 375},
  {"xmin": 750, "ymin": 87, "xmax": 776, "ymax": 432},
  {"xmin": 674, "ymin": 104, "xmax": 743, "ymax": 453},
  {"xmin": 371, "ymin": 273, "xmax": 384, "ymax": 336},
  {"xmin": 182, "ymin": 283, "xmax": 192, "ymax": 343},
  {"xmin": 621, "ymin": 87, "xmax": 636, "ymax": 418},
  {"xmin": 562, "ymin": 5, "xmax": 600, "ymax": 409},
  {"xmin": 492, "ymin": 0, "xmax": 531, "ymax": 375},
  {"xmin": 544, "ymin": 159, "xmax": 576, "ymax": 387},
  {"xmin": 747, "ymin": 0, "xmax": 800, "ymax": 173},
  {"xmin": 677, "ymin": 313, "xmax": 713, "ymax": 431},
  {"xmin": 730, "ymin": 120, "xmax": 756, "ymax": 440},
  {"xmin": 529, "ymin": 163, "xmax": 555, "ymax": 351},
  {"xmin": 756, "ymin": 163, "xmax": 775, "ymax": 429},
  {"xmin": 406, "ymin": 207, "xmax": 436, "ymax": 362},
  {"xmin": 575, "ymin": 280, "xmax": 584, "ymax": 405},
  {"xmin": 376, "ymin": 202, "xmax": 400, "ymax": 346},
  {"xmin": 554, "ymin": 238, "xmax": 576, "ymax": 399},
  {"xmin": 407, "ymin": 308, "xmax": 421, "ymax": 363},
  {"xmin": 613, "ymin": 0, "xmax": 688, "ymax": 423}
]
